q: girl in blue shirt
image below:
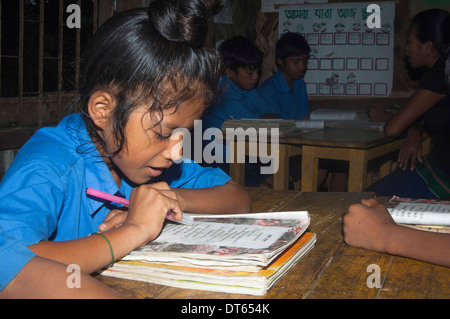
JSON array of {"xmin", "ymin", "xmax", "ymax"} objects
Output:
[{"xmin": 0, "ymin": 0, "xmax": 250, "ymax": 298}]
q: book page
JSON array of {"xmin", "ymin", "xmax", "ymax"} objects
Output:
[
  {"xmin": 387, "ymin": 202, "xmax": 450, "ymax": 226},
  {"xmin": 154, "ymin": 222, "xmax": 289, "ymax": 249}
]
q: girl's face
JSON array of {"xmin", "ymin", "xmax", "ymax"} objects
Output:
[
  {"xmin": 406, "ymin": 27, "xmax": 429, "ymax": 68},
  {"xmin": 104, "ymin": 99, "xmax": 203, "ymax": 185}
]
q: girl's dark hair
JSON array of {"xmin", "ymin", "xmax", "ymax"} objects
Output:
[
  {"xmin": 218, "ymin": 36, "xmax": 263, "ymax": 73},
  {"xmin": 276, "ymin": 32, "xmax": 310, "ymax": 62},
  {"xmin": 410, "ymin": 8, "xmax": 450, "ymax": 55},
  {"xmin": 78, "ymin": 0, "xmax": 223, "ymax": 155}
]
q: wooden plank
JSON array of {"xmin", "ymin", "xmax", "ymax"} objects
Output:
[
  {"xmin": 377, "ymin": 257, "xmax": 450, "ymax": 299},
  {"xmin": 305, "ymin": 245, "xmax": 394, "ymax": 299},
  {"xmin": 264, "ymin": 192, "xmax": 376, "ymax": 298},
  {"xmin": 0, "ymin": 129, "xmax": 36, "ymax": 150},
  {"xmin": 272, "ymin": 143, "xmax": 289, "ymax": 190},
  {"xmin": 301, "ymin": 145, "xmax": 318, "ymax": 192}
]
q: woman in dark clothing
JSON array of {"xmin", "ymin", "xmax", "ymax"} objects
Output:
[{"xmin": 368, "ymin": 8, "xmax": 450, "ymax": 199}]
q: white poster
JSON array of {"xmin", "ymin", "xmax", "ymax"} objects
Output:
[
  {"xmin": 262, "ymin": 0, "xmax": 328, "ymax": 13},
  {"xmin": 279, "ymin": 2, "xmax": 395, "ymax": 97}
]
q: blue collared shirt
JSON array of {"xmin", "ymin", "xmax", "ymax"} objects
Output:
[
  {"xmin": 0, "ymin": 113, "xmax": 231, "ymax": 290},
  {"xmin": 258, "ymin": 69, "xmax": 310, "ymax": 120},
  {"xmin": 201, "ymin": 75, "xmax": 275, "ymax": 130}
]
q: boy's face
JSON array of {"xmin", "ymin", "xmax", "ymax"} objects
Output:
[
  {"xmin": 225, "ymin": 66, "xmax": 259, "ymax": 91},
  {"xmin": 278, "ymin": 54, "xmax": 309, "ymax": 82}
]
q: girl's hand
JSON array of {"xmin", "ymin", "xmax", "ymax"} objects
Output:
[
  {"xmin": 123, "ymin": 182, "xmax": 182, "ymax": 245},
  {"xmin": 99, "ymin": 207, "xmax": 128, "ymax": 232},
  {"xmin": 342, "ymin": 199, "xmax": 397, "ymax": 253}
]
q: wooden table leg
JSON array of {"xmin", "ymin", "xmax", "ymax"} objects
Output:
[
  {"xmin": 301, "ymin": 145, "xmax": 319, "ymax": 192},
  {"xmin": 228, "ymin": 139, "xmax": 245, "ymax": 186},
  {"xmin": 348, "ymin": 149, "xmax": 367, "ymax": 192},
  {"xmin": 273, "ymin": 143, "xmax": 289, "ymax": 190}
]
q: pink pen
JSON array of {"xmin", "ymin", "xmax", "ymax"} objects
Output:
[{"xmin": 86, "ymin": 188, "xmax": 194, "ymax": 225}]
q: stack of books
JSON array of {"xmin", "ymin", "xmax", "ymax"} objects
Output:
[{"xmin": 101, "ymin": 211, "xmax": 316, "ymax": 296}]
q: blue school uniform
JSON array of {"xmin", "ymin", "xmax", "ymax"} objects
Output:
[
  {"xmin": 0, "ymin": 113, "xmax": 231, "ymax": 290},
  {"xmin": 200, "ymin": 76, "xmax": 274, "ymax": 186},
  {"xmin": 258, "ymin": 69, "xmax": 309, "ymax": 120},
  {"xmin": 201, "ymin": 75, "xmax": 274, "ymax": 130}
]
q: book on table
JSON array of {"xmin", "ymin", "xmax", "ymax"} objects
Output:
[
  {"xmin": 221, "ymin": 118, "xmax": 296, "ymax": 136},
  {"xmin": 292, "ymin": 109, "xmax": 384, "ymax": 132},
  {"xmin": 100, "ymin": 211, "xmax": 316, "ymax": 296},
  {"xmin": 386, "ymin": 196, "xmax": 450, "ymax": 233},
  {"xmin": 309, "ymin": 108, "xmax": 370, "ymax": 121}
]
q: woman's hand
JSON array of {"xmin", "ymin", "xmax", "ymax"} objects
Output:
[
  {"xmin": 368, "ymin": 104, "xmax": 393, "ymax": 122},
  {"xmin": 398, "ymin": 127, "xmax": 422, "ymax": 171}
]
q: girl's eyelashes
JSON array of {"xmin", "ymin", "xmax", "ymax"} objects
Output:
[{"xmin": 154, "ymin": 130, "xmax": 172, "ymax": 141}]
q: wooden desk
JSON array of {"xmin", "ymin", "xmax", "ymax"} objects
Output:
[
  {"xmin": 228, "ymin": 138, "xmax": 302, "ymax": 190},
  {"xmin": 95, "ymin": 188, "xmax": 449, "ymax": 299},
  {"xmin": 282, "ymin": 128, "xmax": 404, "ymax": 192},
  {"xmin": 229, "ymin": 127, "xmax": 403, "ymax": 191}
]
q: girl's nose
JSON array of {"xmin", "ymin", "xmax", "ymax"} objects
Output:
[{"xmin": 164, "ymin": 131, "xmax": 184, "ymax": 162}]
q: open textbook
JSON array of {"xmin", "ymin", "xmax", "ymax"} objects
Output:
[
  {"xmin": 100, "ymin": 211, "xmax": 316, "ymax": 295},
  {"xmin": 386, "ymin": 196, "xmax": 450, "ymax": 231}
]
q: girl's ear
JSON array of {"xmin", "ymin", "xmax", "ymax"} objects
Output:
[{"xmin": 88, "ymin": 91, "xmax": 115, "ymax": 129}]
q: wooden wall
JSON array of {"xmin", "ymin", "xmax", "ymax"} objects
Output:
[{"xmin": 1, "ymin": 0, "xmax": 448, "ymax": 151}]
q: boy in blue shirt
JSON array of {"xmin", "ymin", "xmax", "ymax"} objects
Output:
[
  {"xmin": 201, "ymin": 36, "xmax": 277, "ymax": 187},
  {"xmin": 258, "ymin": 32, "xmax": 347, "ymax": 190},
  {"xmin": 202, "ymin": 36, "xmax": 276, "ymax": 130},
  {"xmin": 258, "ymin": 32, "xmax": 310, "ymax": 120}
]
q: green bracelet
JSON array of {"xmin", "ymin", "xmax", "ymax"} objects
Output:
[{"xmin": 91, "ymin": 232, "xmax": 115, "ymax": 267}]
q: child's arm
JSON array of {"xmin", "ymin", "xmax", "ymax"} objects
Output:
[
  {"xmin": 0, "ymin": 256, "xmax": 125, "ymax": 298},
  {"xmin": 343, "ymin": 199, "xmax": 450, "ymax": 267},
  {"xmin": 172, "ymin": 180, "xmax": 251, "ymax": 215},
  {"xmin": 22, "ymin": 183, "xmax": 184, "ymax": 279}
]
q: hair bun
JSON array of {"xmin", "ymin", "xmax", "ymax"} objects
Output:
[{"xmin": 148, "ymin": 0, "xmax": 222, "ymax": 48}]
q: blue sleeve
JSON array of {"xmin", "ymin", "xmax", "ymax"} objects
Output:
[
  {"xmin": 201, "ymin": 107, "xmax": 228, "ymax": 130},
  {"xmin": 164, "ymin": 159, "xmax": 231, "ymax": 189},
  {"xmin": 248, "ymin": 89, "xmax": 277, "ymax": 116},
  {"xmin": 0, "ymin": 160, "xmax": 65, "ymax": 291},
  {"xmin": 257, "ymin": 80, "xmax": 282, "ymax": 116},
  {"xmin": 0, "ymin": 231, "xmax": 37, "ymax": 291}
]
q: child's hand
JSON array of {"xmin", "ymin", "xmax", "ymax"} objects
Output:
[
  {"xmin": 342, "ymin": 199, "xmax": 397, "ymax": 253},
  {"xmin": 99, "ymin": 207, "xmax": 128, "ymax": 232},
  {"xmin": 123, "ymin": 182, "xmax": 182, "ymax": 245}
]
